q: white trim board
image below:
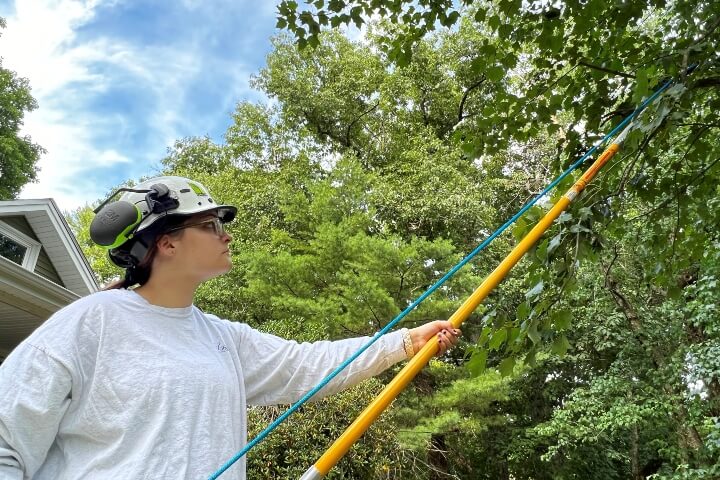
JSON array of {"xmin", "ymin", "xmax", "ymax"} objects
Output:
[
  {"xmin": 0, "ymin": 221, "xmax": 42, "ymax": 270},
  {"xmin": 0, "ymin": 199, "xmax": 98, "ymax": 295}
]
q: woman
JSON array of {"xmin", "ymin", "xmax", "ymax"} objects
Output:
[{"xmin": 0, "ymin": 176, "xmax": 460, "ymax": 479}]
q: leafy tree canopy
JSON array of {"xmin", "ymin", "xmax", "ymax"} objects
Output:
[
  {"xmin": 0, "ymin": 17, "xmax": 43, "ymax": 199},
  {"xmin": 71, "ymin": 3, "xmax": 720, "ymax": 476}
]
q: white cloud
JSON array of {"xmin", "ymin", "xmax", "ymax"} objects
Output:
[
  {"xmin": 19, "ymin": 106, "xmax": 134, "ymax": 206},
  {"xmin": 2, "ymin": 0, "xmax": 267, "ymax": 212},
  {"xmin": 2, "ymin": 0, "xmax": 133, "ymax": 210},
  {"xmin": 2, "ymin": 0, "xmax": 106, "ymax": 97}
]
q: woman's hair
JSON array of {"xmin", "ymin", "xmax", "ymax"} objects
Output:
[{"xmin": 103, "ymin": 215, "xmax": 187, "ymax": 290}]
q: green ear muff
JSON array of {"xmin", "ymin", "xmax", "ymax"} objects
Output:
[{"xmin": 89, "ymin": 201, "xmax": 143, "ymax": 249}]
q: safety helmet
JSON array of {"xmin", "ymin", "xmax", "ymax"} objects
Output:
[{"xmin": 89, "ymin": 176, "xmax": 237, "ymax": 268}]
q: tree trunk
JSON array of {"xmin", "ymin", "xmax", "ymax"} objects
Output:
[
  {"xmin": 428, "ymin": 433, "xmax": 449, "ymax": 480},
  {"xmin": 605, "ymin": 267, "xmax": 705, "ymax": 462},
  {"xmin": 631, "ymin": 423, "xmax": 641, "ymax": 480}
]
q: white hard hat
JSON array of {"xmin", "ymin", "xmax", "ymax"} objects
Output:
[{"xmin": 90, "ymin": 176, "xmax": 236, "ymax": 267}]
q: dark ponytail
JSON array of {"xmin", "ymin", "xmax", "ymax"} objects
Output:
[{"xmin": 103, "ymin": 241, "xmax": 159, "ymax": 290}]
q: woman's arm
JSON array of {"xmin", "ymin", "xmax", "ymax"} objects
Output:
[
  {"xmin": 0, "ymin": 343, "xmax": 72, "ymax": 478},
  {"xmin": 233, "ymin": 320, "xmax": 460, "ymax": 406}
]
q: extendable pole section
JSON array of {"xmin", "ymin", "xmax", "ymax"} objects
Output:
[{"xmin": 299, "ymin": 124, "xmax": 634, "ymax": 480}]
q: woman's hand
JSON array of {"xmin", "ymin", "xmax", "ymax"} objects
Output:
[{"xmin": 408, "ymin": 320, "xmax": 461, "ymax": 357}]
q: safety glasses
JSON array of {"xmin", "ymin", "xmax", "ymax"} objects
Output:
[{"xmin": 165, "ymin": 217, "xmax": 227, "ymax": 237}]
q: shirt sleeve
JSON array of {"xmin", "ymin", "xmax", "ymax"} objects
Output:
[
  {"xmin": 0, "ymin": 342, "xmax": 72, "ymax": 479},
  {"xmin": 230, "ymin": 323, "xmax": 409, "ymax": 406}
]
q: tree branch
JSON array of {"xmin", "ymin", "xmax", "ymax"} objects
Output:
[
  {"xmin": 690, "ymin": 15, "xmax": 720, "ymax": 49},
  {"xmin": 692, "ymin": 76, "xmax": 720, "ymax": 89},
  {"xmin": 615, "ymin": 126, "xmax": 663, "ymax": 196},
  {"xmin": 345, "ymin": 100, "xmax": 380, "ymax": 148},
  {"xmin": 578, "ymin": 60, "xmax": 634, "ymax": 79},
  {"xmin": 457, "ymin": 76, "xmax": 485, "ymax": 124},
  {"xmin": 629, "ymin": 155, "xmax": 720, "ymax": 222}
]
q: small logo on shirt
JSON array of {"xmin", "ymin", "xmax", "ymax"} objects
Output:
[{"xmin": 216, "ymin": 341, "xmax": 229, "ymax": 353}]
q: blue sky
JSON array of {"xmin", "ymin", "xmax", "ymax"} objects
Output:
[{"xmin": 0, "ymin": 0, "xmax": 279, "ymax": 211}]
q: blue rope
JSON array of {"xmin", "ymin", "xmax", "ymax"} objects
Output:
[{"xmin": 208, "ymin": 78, "xmax": 674, "ymax": 480}]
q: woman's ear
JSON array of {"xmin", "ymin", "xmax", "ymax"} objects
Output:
[{"xmin": 155, "ymin": 233, "xmax": 178, "ymax": 258}]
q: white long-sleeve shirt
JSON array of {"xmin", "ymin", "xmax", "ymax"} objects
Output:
[{"xmin": 0, "ymin": 289, "xmax": 407, "ymax": 479}]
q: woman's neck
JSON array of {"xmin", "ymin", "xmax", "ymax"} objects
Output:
[{"xmin": 133, "ymin": 274, "xmax": 198, "ymax": 308}]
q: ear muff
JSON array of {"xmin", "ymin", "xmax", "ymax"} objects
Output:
[
  {"xmin": 90, "ymin": 183, "xmax": 178, "ymax": 251},
  {"xmin": 90, "ymin": 201, "xmax": 143, "ymax": 249}
]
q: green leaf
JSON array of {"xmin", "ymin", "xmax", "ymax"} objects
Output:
[
  {"xmin": 552, "ymin": 334, "xmax": 570, "ymax": 356},
  {"xmin": 470, "ymin": 57, "xmax": 486, "ymax": 74},
  {"xmin": 512, "ymin": 218, "xmax": 528, "ymax": 240},
  {"xmin": 667, "ymin": 286, "xmax": 682, "ymax": 300},
  {"xmin": 553, "ymin": 309, "xmax": 572, "ymax": 330},
  {"xmin": 395, "ymin": 42, "xmax": 412, "ymax": 67},
  {"xmin": 548, "ymin": 234, "xmax": 562, "ymax": 253},
  {"xmin": 524, "ymin": 348, "xmax": 537, "ymax": 367},
  {"xmin": 517, "ymin": 301, "xmax": 530, "ymax": 320},
  {"xmin": 578, "ymin": 207, "xmax": 592, "ymax": 220},
  {"xmin": 536, "ymin": 238, "xmax": 549, "ymax": 262},
  {"xmin": 634, "ymin": 67, "xmax": 649, "ymax": 103},
  {"xmin": 507, "ymin": 327, "xmax": 520, "ymax": 345},
  {"xmin": 467, "ymin": 348, "xmax": 488, "ymax": 377},
  {"xmin": 327, "ymin": 0, "xmax": 345, "ymax": 12},
  {"xmin": 489, "ymin": 328, "xmax": 508, "ymax": 350},
  {"xmin": 549, "ymin": 34, "xmax": 563, "ymax": 53},
  {"xmin": 488, "ymin": 15, "xmax": 501, "ymax": 31},
  {"xmin": 527, "ymin": 321, "xmax": 540, "ymax": 344},
  {"xmin": 498, "ymin": 23, "xmax": 512, "ymax": 39},
  {"xmin": 299, "ymin": 11, "xmax": 316, "ymax": 26},
  {"xmin": 477, "ymin": 326, "xmax": 491, "ymax": 347},
  {"xmin": 486, "ymin": 66, "xmax": 505, "ymax": 83},
  {"xmin": 526, "ymin": 280, "xmax": 544, "ymax": 299},
  {"xmin": 498, "ymin": 356, "xmax": 516, "ymax": 376},
  {"xmin": 569, "ymin": 223, "xmax": 591, "ymax": 233}
]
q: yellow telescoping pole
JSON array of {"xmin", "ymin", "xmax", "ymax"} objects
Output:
[{"xmin": 299, "ymin": 124, "xmax": 633, "ymax": 480}]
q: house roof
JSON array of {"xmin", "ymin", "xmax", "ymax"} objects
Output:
[
  {"xmin": 0, "ymin": 199, "xmax": 99, "ymax": 359},
  {"xmin": 0, "ymin": 198, "xmax": 98, "ymax": 296}
]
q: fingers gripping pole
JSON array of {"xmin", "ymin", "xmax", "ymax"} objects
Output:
[{"xmin": 300, "ymin": 129, "xmax": 630, "ymax": 479}]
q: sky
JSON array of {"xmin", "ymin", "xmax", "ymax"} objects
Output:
[{"xmin": 0, "ymin": 0, "xmax": 279, "ymax": 212}]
